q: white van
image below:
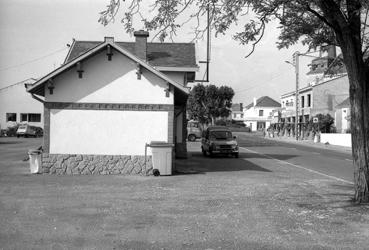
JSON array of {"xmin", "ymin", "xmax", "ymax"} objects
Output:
[{"xmin": 16, "ymin": 124, "xmax": 37, "ymax": 138}]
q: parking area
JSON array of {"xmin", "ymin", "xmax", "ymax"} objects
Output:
[{"xmin": 0, "ymin": 137, "xmax": 368, "ymax": 249}]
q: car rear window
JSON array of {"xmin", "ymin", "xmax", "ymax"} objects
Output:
[{"xmin": 210, "ymin": 131, "xmax": 232, "ymax": 140}]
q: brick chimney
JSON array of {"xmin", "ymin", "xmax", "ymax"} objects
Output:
[
  {"xmin": 134, "ymin": 30, "xmax": 149, "ymax": 61},
  {"xmin": 253, "ymin": 97, "xmax": 257, "ymax": 107}
]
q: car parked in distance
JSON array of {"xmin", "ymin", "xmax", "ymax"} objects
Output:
[
  {"xmin": 201, "ymin": 126, "xmax": 239, "ymax": 158},
  {"xmin": 16, "ymin": 124, "xmax": 43, "ymax": 138},
  {"xmin": 187, "ymin": 120, "xmax": 202, "ymax": 141}
]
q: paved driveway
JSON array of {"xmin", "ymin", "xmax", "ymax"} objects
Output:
[{"xmin": 0, "ymin": 136, "xmax": 368, "ymax": 249}]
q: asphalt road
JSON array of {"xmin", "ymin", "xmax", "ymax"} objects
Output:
[{"xmin": 234, "ymin": 132, "xmax": 354, "ymax": 184}]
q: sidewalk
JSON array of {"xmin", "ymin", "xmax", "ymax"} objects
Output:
[{"xmin": 256, "ymin": 132, "xmax": 352, "ymax": 153}]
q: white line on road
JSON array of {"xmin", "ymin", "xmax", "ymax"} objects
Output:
[
  {"xmin": 345, "ymin": 159, "xmax": 352, "ymax": 162},
  {"xmin": 240, "ymin": 147, "xmax": 354, "ymax": 185}
]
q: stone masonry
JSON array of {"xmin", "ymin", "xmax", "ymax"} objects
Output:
[{"xmin": 41, "ymin": 154, "xmax": 153, "ymax": 175}]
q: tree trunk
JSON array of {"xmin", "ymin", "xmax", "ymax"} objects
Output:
[
  {"xmin": 338, "ymin": 34, "xmax": 369, "ymax": 203},
  {"xmin": 318, "ymin": 0, "xmax": 369, "ymax": 203}
]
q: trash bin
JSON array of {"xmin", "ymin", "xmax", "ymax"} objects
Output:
[
  {"xmin": 149, "ymin": 141, "xmax": 174, "ymax": 176},
  {"xmin": 28, "ymin": 149, "xmax": 42, "ymax": 174}
]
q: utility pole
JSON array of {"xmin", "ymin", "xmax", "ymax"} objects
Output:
[
  {"xmin": 286, "ymin": 51, "xmax": 321, "ymax": 141},
  {"xmin": 294, "ymin": 51, "xmax": 300, "ymax": 141}
]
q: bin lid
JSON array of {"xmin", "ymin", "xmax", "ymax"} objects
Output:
[
  {"xmin": 28, "ymin": 149, "xmax": 42, "ymax": 155},
  {"xmin": 149, "ymin": 141, "xmax": 174, "ymax": 147}
]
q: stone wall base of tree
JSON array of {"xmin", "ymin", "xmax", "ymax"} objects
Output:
[{"xmin": 41, "ymin": 154, "xmax": 153, "ymax": 175}]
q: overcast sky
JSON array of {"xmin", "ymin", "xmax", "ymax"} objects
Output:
[{"xmin": 0, "ymin": 0, "xmax": 318, "ymax": 104}]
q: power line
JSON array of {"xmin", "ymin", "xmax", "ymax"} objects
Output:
[
  {"xmin": 0, "ymin": 47, "xmax": 68, "ymax": 72},
  {"xmin": 0, "ymin": 78, "xmax": 37, "ymax": 91},
  {"xmin": 235, "ymin": 72, "xmax": 287, "ymax": 93}
]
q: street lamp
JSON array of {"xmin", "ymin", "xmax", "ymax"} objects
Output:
[{"xmin": 285, "ymin": 51, "xmax": 300, "ymax": 141}]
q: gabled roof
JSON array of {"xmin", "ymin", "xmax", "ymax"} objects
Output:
[
  {"xmin": 336, "ymin": 97, "xmax": 350, "ymax": 109},
  {"xmin": 65, "ymin": 41, "xmax": 198, "ymax": 68},
  {"xmin": 27, "ymin": 40, "xmax": 190, "ymax": 96},
  {"xmin": 231, "ymin": 103, "xmax": 243, "ymax": 112},
  {"xmin": 245, "ymin": 96, "xmax": 281, "ymax": 109}
]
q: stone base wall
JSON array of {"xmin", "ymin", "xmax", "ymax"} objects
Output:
[{"xmin": 41, "ymin": 154, "xmax": 153, "ymax": 175}]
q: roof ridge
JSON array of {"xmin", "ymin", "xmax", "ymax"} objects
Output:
[
  {"xmin": 74, "ymin": 40, "xmax": 195, "ymax": 45},
  {"xmin": 74, "ymin": 40, "xmax": 102, "ymax": 43}
]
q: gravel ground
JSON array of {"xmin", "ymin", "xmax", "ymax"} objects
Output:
[{"xmin": 0, "ymin": 137, "xmax": 368, "ymax": 249}]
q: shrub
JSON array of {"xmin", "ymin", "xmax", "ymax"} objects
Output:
[
  {"xmin": 214, "ymin": 120, "xmax": 227, "ymax": 126},
  {"xmin": 5, "ymin": 124, "xmax": 19, "ymax": 137}
]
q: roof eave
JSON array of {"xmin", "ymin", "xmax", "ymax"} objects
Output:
[
  {"xmin": 28, "ymin": 40, "xmax": 189, "ymax": 95},
  {"xmin": 28, "ymin": 41, "xmax": 105, "ymax": 95},
  {"xmin": 155, "ymin": 66, "xmax": 199, "ymax": 72}
]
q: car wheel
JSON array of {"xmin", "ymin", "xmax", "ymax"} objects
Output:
[
  {"xmin": 234, "ymin": 153, "xmax": 239, "ymax": 158},
  {"xmin": 188, "ymin": 134, "xmax": 196, "ymax": 142}
]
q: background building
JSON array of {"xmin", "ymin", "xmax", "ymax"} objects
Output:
[
  {"xmin": 0, "ymin": 78, "xmax": 43, "ymax": 130},
  {"xmin": 335, "ymin": 97, "xmax": 350, "ymax": 133},
  {"xmin": 280, "ymin": 46, "xmax": 349, "ymax": 125},
  {"xmin": 281, "ymin": 75, "xmax": 349, "ymax": 124},
  {"xmin": 243, "ymin": 96, "xmax": 281, "ymax": 131},
  {"xmin": 230, "ymin": 103, "xmax": 244, "ymax": 121}
]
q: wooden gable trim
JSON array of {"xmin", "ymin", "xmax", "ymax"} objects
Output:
[{"xmin": 28, "ymin": 40, "xmax": 189, "ymax": 96}]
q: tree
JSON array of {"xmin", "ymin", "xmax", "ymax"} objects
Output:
[
  {"xmin": 99, "ymin": 0, "xmax": 369, "ymax": 203},
  {"xmin": 187, "ymin": 84, "xmax": 234, "ymax": 126},
  {"xmin": 312, "ymin": 114, "xmax": 335, "ymax": 133}
]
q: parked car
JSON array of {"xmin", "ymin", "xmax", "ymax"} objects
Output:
[
  {"xmin": 16, "ymin": 124, "xmax": 43, "ymax": 138},
  {"xmin": 187, "ymin": 120, "xmax": 202, "ymax": 141},
  {"xmin": 201, "ymin": 126, "xmax": 239, "ymax": 158}
]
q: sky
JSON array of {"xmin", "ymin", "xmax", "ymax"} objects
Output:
[{"xmin": 0, "ymin": 0, "xmax": 319, "ymax": 105}]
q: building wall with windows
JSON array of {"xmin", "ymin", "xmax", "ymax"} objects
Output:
[
  {"xmin": 280, "ymin": 75, "xmax": 349, "ymax": 123},
  {"xmin": 230, "ymin": 103, "xmax": 244, "ymax": 122},
  {"xmin": 244, "ymin": 106, "xmax": 276, "ymax": 131},
  {"xmin": 243, "ymin": 97, "xmax": 281, "ymax": 131},
  {"xmin": 0, "ymin": 78, "xmax": 43, "ymax": 130},
  {"xmin": 311, "ymin": 75, "xmax": 349, "ymax": 117}
]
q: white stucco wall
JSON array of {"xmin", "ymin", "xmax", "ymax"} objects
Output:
[
  {"xmin": 45, "ymin": 49, "xmax": 174, "ymax": 104},
  {"xmin": 320, "ymin": 133, "xmax": 351, "ymax": 147},
  {"xmin": 50, "ymin": 109, "xmax": 168, "ymax": 155},
  {"xmin": 244, "ymin": 106, "xmax": 275, "ymax": 119},
  {"xmin": 243, "ymin": 106, "xmax": 275, "ymax": 131},
  {"xmin": 246, "ymin": 121, "xmax": 257, "ymax": 131},
  {"xmin": 0, "ymin": 80, "xmax": 43, "ymax": 129}
]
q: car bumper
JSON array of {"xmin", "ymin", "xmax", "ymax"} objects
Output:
[{"xmin": 212, "ymin": 149, "xmax": 238, "ymax": 154}]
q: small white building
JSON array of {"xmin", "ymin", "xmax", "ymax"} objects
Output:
[
  {"xmin": 27, "ymin": 31, "xmax": 197, "ymax": 175},
  {"xmin": 0, "ymin": 78, "xmax": 43, "ymax": 130},
  {"xmin": 243, "ymin": 96, "xmax": 281, "ymax": 131},
  {"xmin": 335, "ymin": 97, "xmax": 350, "ymax": 133},
  {"xmin": 230, "ymin": 103, "xmax": 244, "ymax": 121}
]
